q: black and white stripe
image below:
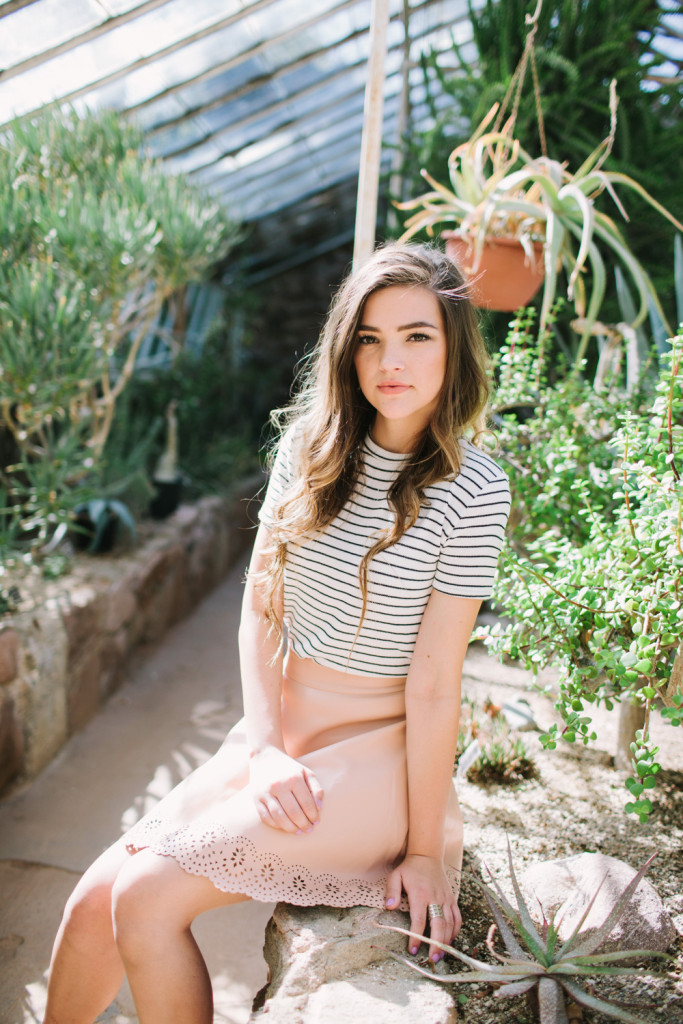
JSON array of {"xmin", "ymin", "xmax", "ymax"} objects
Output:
[{"xmin": 260, "ymin": 432, "xmax": 510, "ymax": 677}]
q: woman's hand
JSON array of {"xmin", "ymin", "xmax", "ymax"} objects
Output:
[
  {"xmin": 384, "ymin": 854, "xmax": 461, "ymax": 963},
  {"xmin": 249, "ymin": 746, "xmax": 324, "ymax": 834}
]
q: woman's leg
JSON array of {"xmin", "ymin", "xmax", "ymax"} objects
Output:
[
  {"xmin": 44, "ymin": 839, "xmax": 130, "ymax": 1024},
  {"xmin": 111, "ymin": 848, "xmax": 249, "ymax": 1024}
]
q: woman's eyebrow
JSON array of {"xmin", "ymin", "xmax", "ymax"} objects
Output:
[{"xmin": 357, "ymin": 320, "xmax": 439, "ymax": 332}]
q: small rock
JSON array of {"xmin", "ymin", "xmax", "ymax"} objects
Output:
[
  {"xmin": 520, "ymin": 852, "xmax": 675, "ymax": 954},
  {"xmin": 501, "ymin": 698, "xmax": 537, "ymax": 731}
]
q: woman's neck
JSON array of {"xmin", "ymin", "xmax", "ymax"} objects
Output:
[{"xmin": 370, "ymin": 416, "xmax": 421, "ymax": 454}]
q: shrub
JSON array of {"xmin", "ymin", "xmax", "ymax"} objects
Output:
[
  {"xmin": 480, "ymin": 312, "xmax": 682, "ymax": 820},
  {"xmin": 0, "ymin": 106, "xmax": 239, "ymax": 553}
]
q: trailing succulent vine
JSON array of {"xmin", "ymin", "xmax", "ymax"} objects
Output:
[{"xmin": 479, "ymin": 311, "xmax": 682, "ymax": 821}]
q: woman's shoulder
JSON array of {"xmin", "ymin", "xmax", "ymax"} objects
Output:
[
  {"xmin": 430, "ymin": 439, "xmax": 510, "ymax": 510},
  {"xmin": 458, "ymin": 438, "xmax": 509, "ymax": 486}
]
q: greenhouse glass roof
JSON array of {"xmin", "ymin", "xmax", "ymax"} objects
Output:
[{"xmin": 1, "ymin": 0, "xmax": 681, "ymax": 275}]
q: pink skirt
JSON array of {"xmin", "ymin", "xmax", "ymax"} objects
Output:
[{"xmin": 124, "ymin": 667, "xmax": 463, "ymax": 909}]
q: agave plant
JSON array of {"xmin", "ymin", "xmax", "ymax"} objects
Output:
[
  {"xmin": 380, "ymin": 843, "xmax": 669, "ymax": 1024},
  {"xmin": 397, "ymin": 86, "xmax": 683, "ymax": 360},
  {"xmin": 71, "ymin": 499, "xmax": 136, "ymax": 554}
]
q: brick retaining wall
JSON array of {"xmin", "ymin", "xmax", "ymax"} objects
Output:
[{"xmin": 0, "ymin": 477, "xmax": 262, "ymax": 795}]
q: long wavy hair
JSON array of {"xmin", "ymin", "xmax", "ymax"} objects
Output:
[{"xmin": 257, "ymin": 242, "xmax": 491, "ymax": 635}]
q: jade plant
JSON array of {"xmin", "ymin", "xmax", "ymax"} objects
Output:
[
  {"xmin": 480, "ymin": 311, "xmax": 682, "ymax": 819},
  {"xmin": 0, "ymin": 106, "xmax": 239, "ymax": 554},
  {"xmin": 381, "ymin": 844, "xmax": 668, "ymax": 1024}
]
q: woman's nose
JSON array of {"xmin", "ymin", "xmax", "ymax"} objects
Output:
[{"xmin": 379, "ymin": 341, "xmax": 404, "ymax": 370}]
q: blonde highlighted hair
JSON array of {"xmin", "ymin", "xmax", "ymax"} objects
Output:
[{"xmin": 258, "ymin": 242, "xmax": 491, "ymax": 633}]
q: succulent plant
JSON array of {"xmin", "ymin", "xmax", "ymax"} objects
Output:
[
  {"xmin": 71, "ymin": 499, "xmax": 136, "ymax": 554},
  {"xmin": 380, "ymin": 842, "xmax": 669, "ymax": 1024},
  {"xmin": 397, "ymin": 88, "xmax": 683, "ymax": 359}
]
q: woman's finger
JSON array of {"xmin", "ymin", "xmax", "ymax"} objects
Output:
[
  {"xmin": 283, "ymin": 773, "xmax": 320, "ymax": 827},
  {"xmin": 428, "ymin": 910, "xmax": 449, "ymax": 963},
  {"xmin": 384, "ymin": 868, "xmax": 402, "ymax": 910},
  {"xmin": 255, "ymin": 800, "xmax": 278, "ymax": 830},
  {"xmin": 259, "ymin": 797, "xmax": 299, "ymax": 833},
  {"xmin": 408, "ymin": 906, "xmax": 427, "ymax": 956},
  {"xmin": 274, "ymin": 789, "xmax": 317, "ymax": 833},
  {"xmin": 303, "ymin": 768, "xmax": 324, "ymax": 815},
  {"xmin": 450, "ymin": 902, "xmax": 463, "ymax": 942}
]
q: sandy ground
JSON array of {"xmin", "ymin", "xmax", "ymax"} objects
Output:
[{"xmin": 0, "ymin": 561, "xmax": 681, "ymax": 1024}]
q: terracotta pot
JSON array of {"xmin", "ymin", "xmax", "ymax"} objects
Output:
[{"xmin": 443, "ymin": 231, "xmax": 545, "ymax": 312}]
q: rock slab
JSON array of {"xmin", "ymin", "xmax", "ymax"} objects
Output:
[
  {"xmin": 520, "ymin": 852, "xmax": 675, "ymax": 953},
  {"xmin": 250, "ymin": 903, "xmax": 457, "ymax": 1024}
]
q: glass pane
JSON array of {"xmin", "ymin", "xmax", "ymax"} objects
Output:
[
  {"xmin": 0, "ymin": 0, "xmax": 103, "ymax": 67},
  {"xmin": 102, "ymin": 0, "xmax": 159, "ymax": 12},
  {"xmin": 101, "ymin": 0, "xmax": 243, "ymax": 61}
]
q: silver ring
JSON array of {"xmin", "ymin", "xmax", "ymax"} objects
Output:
[{"xmin": 428, "ymin": 903, "xmax": 444, "ymax": 920}]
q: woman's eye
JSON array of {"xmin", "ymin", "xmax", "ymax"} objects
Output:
[
  {"xmin": 408, "ymin": 333, "xmax": 430, "ymax": 342},
  {"xmin": 357, "ymin": 335, "xmax": 378, "ymax": 345}
]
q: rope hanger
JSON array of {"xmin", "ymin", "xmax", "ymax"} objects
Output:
[{"xmin": 493, "ymin": 0, "xmax": 547, "ymax": 157}]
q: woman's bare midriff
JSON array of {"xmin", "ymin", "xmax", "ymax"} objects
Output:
[{"xmin": 285, "ymin": 649, "xmax": 407, "ymax": 690}]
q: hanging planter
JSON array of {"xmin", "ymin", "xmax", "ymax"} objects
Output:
[
  {"xmin": 443, "ymin": 231, "xmax": 545, "ymax": 312},
  {"xmin": 396, "ymin": 0, "xmax": 683, "ymax": 351}
]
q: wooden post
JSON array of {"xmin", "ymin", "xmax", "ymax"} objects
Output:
[
  {"xmin": 353, "ymin": 0, "xmax": 390, "ymax": 268},
  {"xmin": 387, "ymin": 0, "xmax": 412, "ymax": 234}
]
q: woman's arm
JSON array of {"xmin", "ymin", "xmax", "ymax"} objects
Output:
[
  {"xmin": 239, "ymin": 523, "xmax": 323, "ymax": 833},
  {"xmin": 384, "ymin": 589, "xmax": 481, "ymax": 961}
]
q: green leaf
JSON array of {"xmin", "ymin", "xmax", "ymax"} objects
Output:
[{"xmin": 560, "ymin": 976, "xmax": 659, "ymax": 1024}]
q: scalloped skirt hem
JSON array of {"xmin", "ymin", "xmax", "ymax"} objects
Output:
[{"xmin": 125, "ymin": 822, "xmax": 461, "ymax": 911}]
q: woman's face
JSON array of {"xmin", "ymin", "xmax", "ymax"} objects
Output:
[{"xmin": 353, "ymin": 285, "xmax": 447, "ymax": 453}]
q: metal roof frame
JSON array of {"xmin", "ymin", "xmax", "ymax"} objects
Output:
[{"xmin": 1, "ymin": 0, "xmax": 679, "ymax": 277}]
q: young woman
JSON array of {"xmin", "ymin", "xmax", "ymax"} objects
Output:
[{"xmin": 44, "ymin": 242, "xmax": 510, "ymax": 1024}]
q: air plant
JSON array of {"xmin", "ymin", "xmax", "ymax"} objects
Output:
[{"xmin": 379, "ymin": 843, "xmax": 669, "ymax": 1024}]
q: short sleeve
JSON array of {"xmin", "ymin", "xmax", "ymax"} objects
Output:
[
  {"xmin": 258, "ymin": 430, "xmax": 295, "ymax": 529},
  {"xmin": 433, "ymin": 470, "xmax": 511, "ymax": 599}
]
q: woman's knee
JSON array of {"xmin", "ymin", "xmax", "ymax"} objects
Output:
[
  {"xmin": 111, "ymin": 850, "xmax": 187, "ymax": 959},
  {"xmin": 57, "ymin": 840, "xmax": 128, "ymax": 949},
  {"xmin": 59, "ymin": 875, "xmax": 115, "ymax": 951}
]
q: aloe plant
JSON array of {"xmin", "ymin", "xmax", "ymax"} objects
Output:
[
  {"xmin": 397, "ymin": 86, "xmax": 683, "ymax": 361},
  {"xmin": 380, "ymin": 843, "xmax": 669, "ymax": 1024}
]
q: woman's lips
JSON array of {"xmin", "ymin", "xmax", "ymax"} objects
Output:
[{"xmin": 377, "ymin": 383, "xmax": 411, "ymax": 393}]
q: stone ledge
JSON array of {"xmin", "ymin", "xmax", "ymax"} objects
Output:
[
  {"xmin": 0, "ymin": 475, "xmax": 263, "ymax": 795},
  {"xmin": 250, "ymin": 904, "xmax": 457, "ymax": 1024}
]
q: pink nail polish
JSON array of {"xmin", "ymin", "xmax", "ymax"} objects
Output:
[
  {"xmin": 431, "ymin": 953, "xmax": 440, "ymax": 964},
  {"xmin": 386, "ymin": 898, "xmax": 395, "ymax": 907},
  {"xmin": 410, "ymin": 946, "xmax": 418, "ymax": 955}
]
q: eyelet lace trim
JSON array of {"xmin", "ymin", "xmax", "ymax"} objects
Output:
[{"xmin": 125, "ymin": 819, "xmax": 460, "ymax": 911}]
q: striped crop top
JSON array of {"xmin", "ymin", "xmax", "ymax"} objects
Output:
[{"xmin": 259, "ymin": 432, "xmax": 511, "ymax": 677}]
